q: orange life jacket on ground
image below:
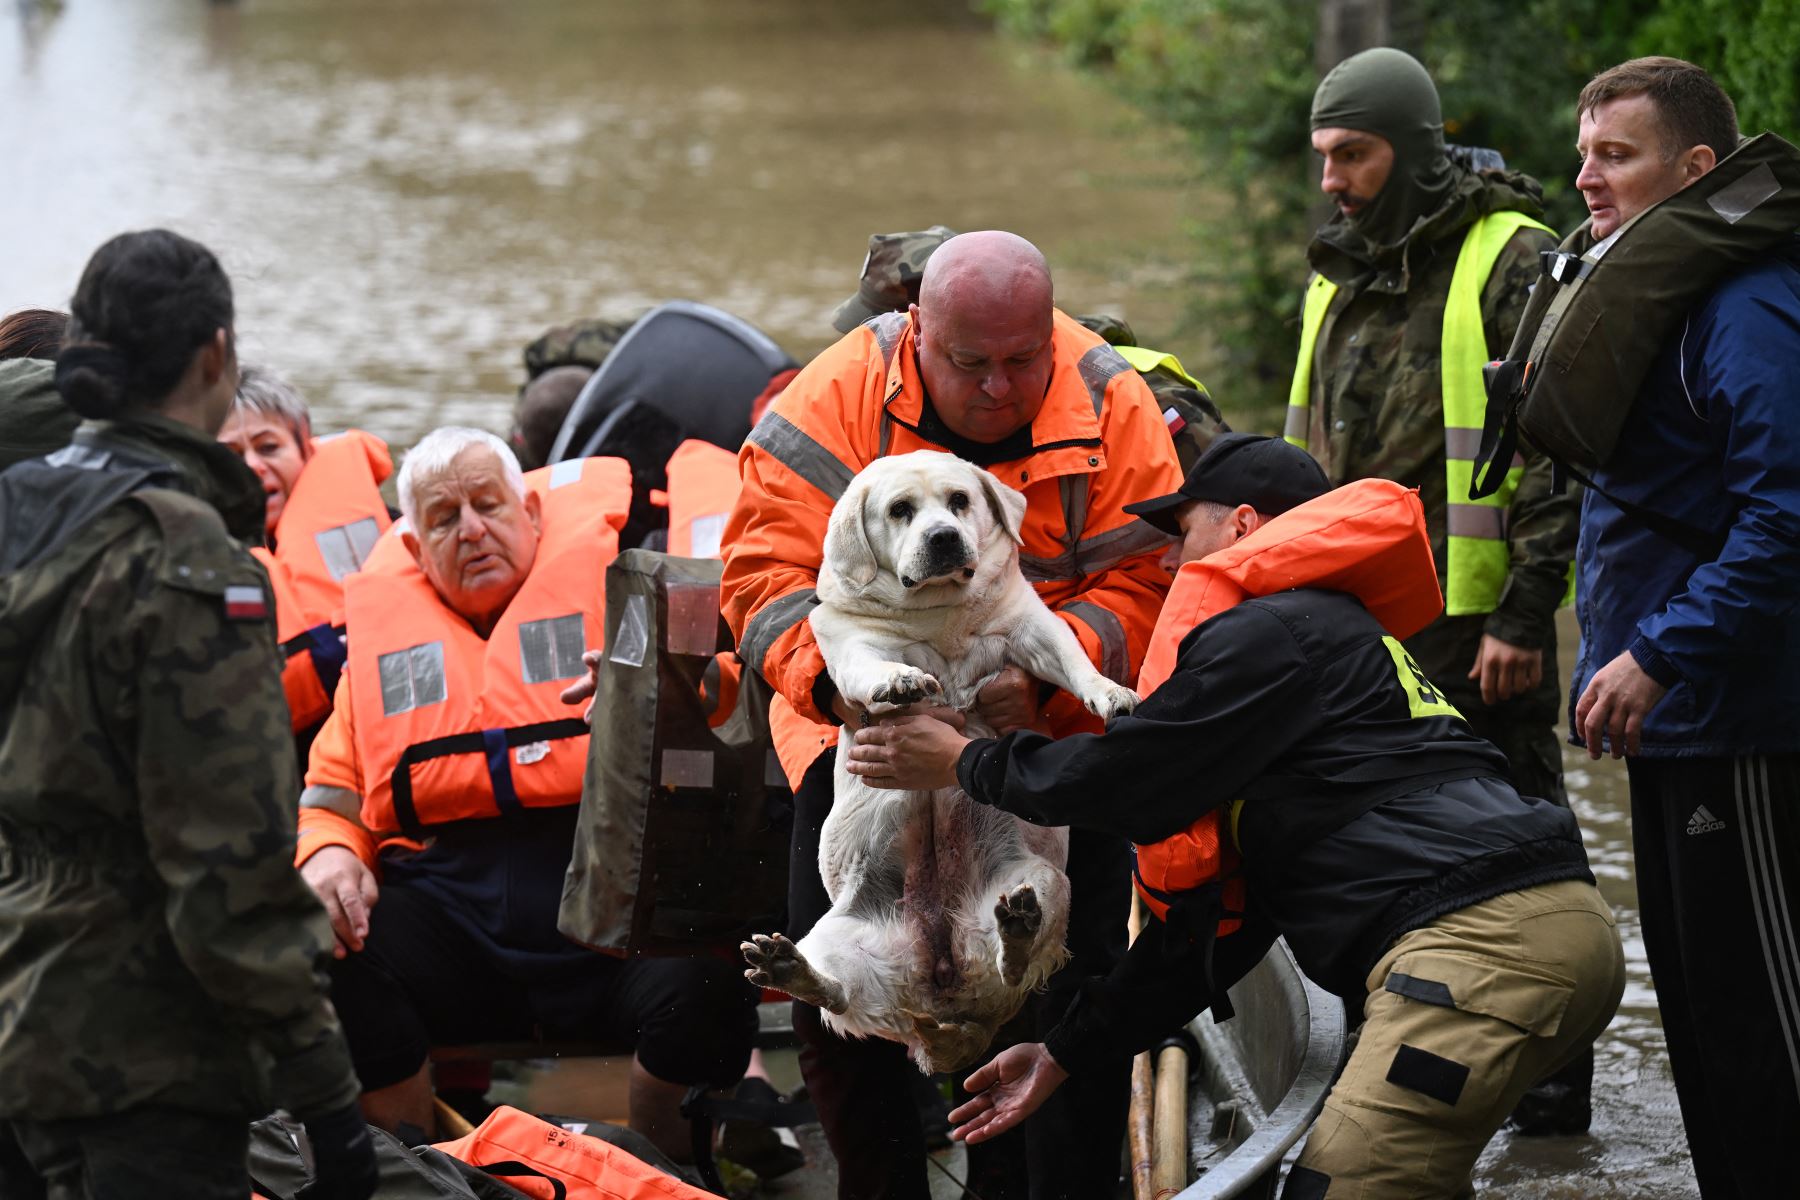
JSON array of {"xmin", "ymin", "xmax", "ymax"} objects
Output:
[
  {"xmin": 434, "ymin": 1105, "xmax": 716, "ymax": 1200},
  {"xmin": 1130, "ymin": 479, "xmax": 1441, "ymax": 928},
  {"xmin": 341, "ymin": 457, "xmax": 630, "ymax": 838},
  {"xmin": 251, "ymin": 430, "xmax": 393, "ymax": 733}
]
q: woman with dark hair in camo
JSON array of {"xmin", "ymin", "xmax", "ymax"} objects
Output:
[{"xmin": 0, "ymin": 230, "xmax": 375, "ymax": 1200}]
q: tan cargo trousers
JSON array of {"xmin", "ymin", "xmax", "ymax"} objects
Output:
[{"xmin": 1285, "ymin": 879, "xmax": 1626, "ymax": 1199}]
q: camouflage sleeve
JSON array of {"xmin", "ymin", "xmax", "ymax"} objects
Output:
[
  {"xmin": 127, "ymin": 534, "xmax": 361, "ymax": 1119},
  {"xmin": 1481, "ymin": 228, "xmax": 1578, "ymax": 649}
]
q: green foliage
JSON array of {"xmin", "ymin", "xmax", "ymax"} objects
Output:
[
  {"xmin": 1636, "ymin": 0, "xmax": 1800, "ymax": 142},
  {"xmin": 982, "ymin": 0, "xmax": 1800, "ymax": 426}
]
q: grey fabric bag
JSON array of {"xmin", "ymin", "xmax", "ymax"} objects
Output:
[
  {"xmin": 557, "ymin": 549, "xmax": 790, "ymax": 956},
  {"xmin": 1475, "ymin": 132, "xmax": 1800, "ymax": 491}
]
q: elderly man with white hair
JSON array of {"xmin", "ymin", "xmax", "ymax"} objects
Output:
[{"xmin": 296, "ymin": 426, "xmax": 757, "ymax": 1156}]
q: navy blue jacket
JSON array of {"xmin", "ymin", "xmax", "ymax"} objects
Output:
[{"xmin": 1572, "ymin": 254, "xmax": 1800, "ymax": 756}]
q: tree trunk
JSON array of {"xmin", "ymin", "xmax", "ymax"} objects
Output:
[{"xmin": 1316, "ymin": 0, "xmax": 1391, "ymax": 76}]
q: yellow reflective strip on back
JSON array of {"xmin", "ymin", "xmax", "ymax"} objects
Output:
[
  {"xmin": 1286, "ymin": 274, "xmax": 1339, "ymax": 448},
  {"xmin": 1381, "ymin": 635, "xmax": 1465, "ymax": 722},
  {"xmin": 1114, "ymin": 344, "xmax": 1202, "ymax": 390},
  {"xmin": 1228, "ymin": 797, "xmax": 1246, "ymax": 852}
]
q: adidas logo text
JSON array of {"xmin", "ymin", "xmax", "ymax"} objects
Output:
[{"xmin": 1687, "ymin": 805, "xmax": 1727, "ymax": 835}]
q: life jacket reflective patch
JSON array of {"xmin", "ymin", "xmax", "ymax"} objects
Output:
[
  {"xmin": 255, "ymin": 429, "xmax": 394, "ymax": 733},
  {"xmin": 378, "ymin": 641, "xmax": 448, "ymax": 717},
  {"xmin": 344, "ymin": 457, "xmax": 632, "ymax": 838},
  {"xmin": 519, "ymin": 613, "xmax": 589, "ymax": 683},
  {"xmin": 313, "ymin": 516, "xmax": 382, "ymax": 581},
  {"xmin": 1131, "ymin": 478, "xmax": 1440, "ymax": 929}
]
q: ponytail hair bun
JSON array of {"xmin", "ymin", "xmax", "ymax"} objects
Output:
[{"xmin": 54, "ymin": 342, "xmax": 133, "ymax": 419}]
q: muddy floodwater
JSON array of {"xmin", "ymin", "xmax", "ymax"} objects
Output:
[{"xmin": 3, "ymin": 1, "xmax": 1695, "ymax": 1195}]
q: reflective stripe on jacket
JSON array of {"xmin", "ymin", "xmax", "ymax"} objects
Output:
[
  {"xmin": 1286, "ymin": 211, "xmax": 1553, "ymax": 615},
  {"xmin": 297, "ymin": 458, "xmax": 630, "ymax": 864},
  {"xmin": 1130, "ymin": 479, "xmax": 1444, "ymax": 926},
  {"xmin": 251, "ymin": 429, "xmax": 393, "ymax": 734},
  {"xmin": 722, "ymin": 308, "xmax": 1181, "ymax": 788}
]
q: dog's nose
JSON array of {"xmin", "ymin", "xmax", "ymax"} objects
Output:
[{"xmin": 926, "ymin": 527, "xmax": 962, "ymax": 553}]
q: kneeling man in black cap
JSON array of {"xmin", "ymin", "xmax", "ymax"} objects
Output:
[{"xmin": 848, "ymin": 434, "xmax": 1623, "ymax": 1199}]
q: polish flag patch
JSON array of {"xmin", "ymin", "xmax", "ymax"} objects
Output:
[
  {"xmin": 224, "ymin": 585, "xmax": 269, "ymax": 621},
  {"xmin": 1162, "ymin": 405, "xmax": 1187, "ymax": 436}
]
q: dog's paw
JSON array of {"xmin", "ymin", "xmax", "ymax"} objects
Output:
[
  {"xmin": 740, "ymin": 933, "xmax": 847, "ymax": 1013},
  {"xmin": 1082, "ymin": 682, "xmax": 1138, "ymax": 721},
  {"xmin": 741, "ymin": 932, "xmax": 802, "ymax": 986},
  {"xmin": 995, "ymin": 883, "xmax": 1042, "ymax": 942},
  {"xmin": 867, "ymin": 665, "xmax": 943, "ymax": 710}
]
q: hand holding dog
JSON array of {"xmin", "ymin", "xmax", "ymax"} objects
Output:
[
  {"xmin": 848, "ymin": 714, "xmax": 971, "ymax": 790},
  {"xmin": 948, "ymin": 1042, "xmax": 1068, "ymax": 1144},
  {"xmin": 974, "ymin": 664, "xmax": 1040, "ymax": 733}
]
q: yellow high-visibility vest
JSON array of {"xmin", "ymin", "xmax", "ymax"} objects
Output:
[
  {"xmin": 1285, "ymin": 210, "xmax": 1554, "ymax": 616},
  {"xmin": 1113, "ymin": 343, "xmax": 1209, "ymax": 395}
]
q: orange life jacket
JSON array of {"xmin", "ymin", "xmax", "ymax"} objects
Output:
[
  {"xmin": 665, "ymin": 438, "xmax": 740, "ymax": 558},
  {"xmin": 250, "ymin": 430, "xmax": 393, "ymax": 733},
  {"xmin": 434, "ymin": 1105, "xmax": 716, "ymax": 1200},
  {"xmin": 342, "ymin": 457, "xmax": 631, "ymax": 838},
  {"xmin": 1130, "ymin": 479, "xmax": 1440, "ymax": 927},
  {"xmin": 649, "ymin": 438, "xmax": 754, "ymax": 729}
]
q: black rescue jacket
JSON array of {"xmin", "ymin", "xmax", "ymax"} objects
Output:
[{"xmin": 954, "ymin": 585, "xmax": 1593, "ymax": 1074}]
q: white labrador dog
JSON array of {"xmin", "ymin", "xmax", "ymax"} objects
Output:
[{"xmin": 741, "ymin": 450, "xmax": 1138, "ymax": 1073}]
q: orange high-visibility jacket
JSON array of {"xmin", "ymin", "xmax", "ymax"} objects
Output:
[
  {"xmin": 251, "ymin": 429, "xmax": 393, "ymax": 734},
  {"xmin": 296, "ymin": 457, "xmax": 631, "ymax": 868},
  {"xmin": 721, "ymin": 309, "xmax": 1182, "ymax": 788},
  {"xmin": 1130, "ymin": 479, "xmax": 1442, "ymax": 924}
]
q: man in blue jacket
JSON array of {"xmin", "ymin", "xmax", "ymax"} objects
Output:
[{"xmin": 1568, "ymin": 57, "xmax": 1800, "ymax": 1198}]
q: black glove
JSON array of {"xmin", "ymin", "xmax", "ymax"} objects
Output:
[{"xmin": 298, "ymin": 1103, "xmax": 379, "ymax": 1200}]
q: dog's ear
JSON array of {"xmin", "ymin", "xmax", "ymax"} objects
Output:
[
  {"xmin": 976, "ymin": 470, "xmax": 1028, "ymax": 546},
  {"xmin": 824, "ymin": 476, "xmax": 880, "ymax": 592}
]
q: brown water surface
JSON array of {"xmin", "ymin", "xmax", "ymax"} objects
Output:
[{"xmin": 3, "ymin": 2, "xmax": 1694, "ymax": 1194}]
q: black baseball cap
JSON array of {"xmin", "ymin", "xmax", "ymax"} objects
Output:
[{"xmin": 1124, "ymin": 432, "xmax": 1330, "ymax": 536}]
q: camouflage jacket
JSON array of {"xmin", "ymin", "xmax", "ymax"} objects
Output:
[
  {"xmin": 1301, "ymin": 166, "xmax": 1576, "ymax": 652},
  {"xmin": 0, "ymin": 415, "xmax": 360, "ymax": 1122}
]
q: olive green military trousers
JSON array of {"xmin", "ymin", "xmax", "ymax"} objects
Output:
[{"xmin": 1284, "ymin": 880, "xmax": 1625, "ymax": 1199}]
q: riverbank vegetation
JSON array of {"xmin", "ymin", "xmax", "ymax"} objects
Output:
[{"xmin": 983, "ymin": 0, "xmax": 1800, "ymax": 426}]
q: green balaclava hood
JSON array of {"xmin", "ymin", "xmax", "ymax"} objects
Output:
[{"xmin": 1311, "ymin": 47, "xmax": 1456, "ymax": 252}]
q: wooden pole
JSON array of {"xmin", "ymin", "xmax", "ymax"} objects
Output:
[
  {"xmin": 1127, "ymin": 895, "xmax": 1156, "ymax": 1200},
  {"xmin": 1150, "ymin": 1041, "xmax": 1190, "ymax": 1198},
  {"xmin": 433, "ymin": 1094, "xmax": 475, "ymax": 1140}
]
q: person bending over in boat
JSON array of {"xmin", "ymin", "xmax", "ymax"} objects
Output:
[
  {"xmin": 294, "ymin": 425, "xmax": 757, "ymax": 1157},
  {"xmin": 218, "ymin": 367, "xmax": 394, "ymax": 755},
  {"xmin": 847, "ymin": 433, "xmax": 1626, "ymax": 1199}
]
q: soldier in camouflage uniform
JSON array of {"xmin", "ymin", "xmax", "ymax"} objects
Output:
[
  {"xmin": 0, "ymin": 231, "xmax": 374, "ymax": 1200},
  {"xmin": 1291, "ymin": 50, "xmax": 1589, "ymax": 1134},
  {"xmin": 833, "ymin": 226, "xmax": 1231, "ymax": 471}
]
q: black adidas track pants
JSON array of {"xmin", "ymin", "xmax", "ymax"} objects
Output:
[{"xmin": 1626, "ymin": 753, "xmax": 1800, "ymax": 1199}]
